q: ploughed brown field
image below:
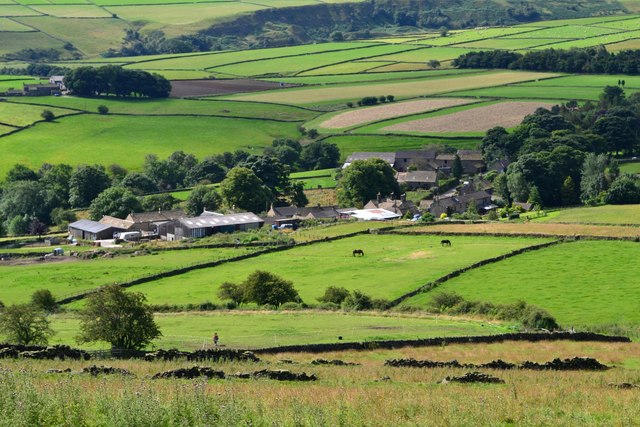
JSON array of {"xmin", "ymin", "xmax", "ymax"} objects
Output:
[
  {"xmin": 319, "ymin": 98, "xmax": 476, "ymax": 129},
  {"xmin": 383, "ymin": 101, "xmax": 554, "ymax": 133},
  {"xmin": 170, "ymin": 79, "xmax": 298, "ymax": 97}
]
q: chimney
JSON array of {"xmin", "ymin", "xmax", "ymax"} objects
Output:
[
  {"xmin": 390, "ymin": 192, "xmax": 395, "ymax": 201},
  {"xmin": 400, "ymin": 193, "xmax": 406, "ymax": 202},
  {"xmin": 376, "ymin": 192, "xmax": 381, "ymax": 203}
]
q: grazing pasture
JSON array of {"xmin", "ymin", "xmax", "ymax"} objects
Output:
[
  {"xmin": 129, "ymin": 234, "xmax": 548, "ymax": 305},
  {"xmin": 400, "ymin": 221, "xmax": 640, "ymax": 238},
  {"xmin": 47, "ymin": 311, "xmax": 504, "ymax": 350},
  {"xmin": 446, "ymin": 85, "xmax": 611, "ymax": 101},
  {"xmin": 535, "ymin": 204, "xmax": 640, "ymax": 225},
  {"xmin": 0, "ymin": 246, "xmax": 256, "ymax": 305},
  {"xmin": 0, "ymin": 114, "xmax": 298, "ymax": 177},
  {"xmin": 381, "ymin": 101, "xmax": 554, "ymax": 133},
  {"xmin": 401, "ymin": 240, "xmax": 640, "ymax": 326},
  {"xmin": 11, "ymin": 96, "xmax": 317, "ymax": 121},
  {"xmin": 0, "ymin": 101, "xmax": 75, "ymax": 127}
]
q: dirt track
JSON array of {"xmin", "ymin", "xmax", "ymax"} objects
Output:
[
  {"xmin": 319, "ymin": 98, "xmax": 475, "ymax": 129},
  {"xmin": 384, "ymin": 101, "xmax": 554, "ymax": 133},
  {"xmin": 170, "ymin": 79, "xmax": 298, "ymax": 98}
]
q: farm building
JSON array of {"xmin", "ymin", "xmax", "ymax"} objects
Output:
[
  {"xmin": 365, "ymin": 194, "xmax": 418, "ymax": 217},
  {"xmin": 396, "ymin": 171, "xmax": 437, "ymax": 189},
  {"xmin": 99, "ymin": 216, "xmax": 135, "ymax": 231},
  {"xmin": 343, "ymin": 152, "xmax": 396, "ymax": 169},
  {"xmin": 394, "ymin": 150, "xmax": 438, "ymax": 172},
  {"xmin": 125, "ymin": 209, "xmax": 186, "ymax": 232},
  {"xmin": 158, "ymin": 212, "xmax": 264, "ymax": 240},
  {"xmin": 23, "ymin": 84, "xmax": 61, "ymax": 96},
  {"xmin": 68, "ymin": 219, "xmax": 128, "ymax": 241},
  {"xmin": 427, "ymin": 190, "xmax": 493, "ymax": 217},
  {"xmin": 266, "ymin": 204, "xmax": 354, "ymax": 227}
]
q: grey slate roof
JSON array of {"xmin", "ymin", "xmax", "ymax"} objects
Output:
[
  {"xmin": 178, "ymin": 212, "xmax": 263, "ymax": 229},
  {"xmin": 127, "ymin": 209, "xmax": 186, "ymax": 223},
  {"xmin": 396, "ymin": 171, "xmax": 437, "ymax": 183},
  {"xmin": 69, "ymin": 219, "xmax": 114, "ymax": 233},
  {"xmin": 344, "ymin": 152, "xmax": 396, "ymax": 166}
]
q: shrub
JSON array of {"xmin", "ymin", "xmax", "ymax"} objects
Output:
[
  {"xmin": 429, "ymin": 292, "xmax": 464, "ymax": 312},
  {"xmin": 372, "ymin": 298, "xmax": 391, "ymax": 310},
  {"xmin": 342, "ymin": 290, "xmax": 373, "ymax": 311},
  {"xmin": 31, "ymin": 289, "xmax": 57, "ymax": 313},
  {"xmin": 359, "ymin": 96, "xmax": 378, "ymax": 106},
  {"xmin": 316, "ymin": 302, "xmax": 340, "ymax": 311},
  {"xmin": 346, "ymin": 102, "xmax": 353, "ymax": 108},
  {"xmin": 41, "ymin": 110, "xmax": 55, "ymax": 121},
  {"xmin": 97, "ymin": 105, "xmax": 109, "ymax": 115},
  {"xmin": 280, "ymin": 302, "xmax": 304, "ymax": 311},
  {"xmin": 420, "ymin": 212, "xmax": 435, "ymax": 223},
  {"xmin": 386, "ymin": 95, "xmax": 394, "ymax": 102},
  {"xmin": 317, "ymin": 286, "xmax": 350, "ymax": 304}
]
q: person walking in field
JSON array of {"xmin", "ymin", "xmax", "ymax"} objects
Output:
[{"xmin": 213, "ymin": 332, "xmax": 219, "ymax": 346}]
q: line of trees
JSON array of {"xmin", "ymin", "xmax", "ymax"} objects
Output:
[
  {"xmin": 485, "ymin": 86, "xmax": 640, "ymax": 207},
  {"xmin": 453, "ymin": 47, "xmax": 640, "ymax": 75},
  {"xmin": 64, "ymin": 65, "xmax": 171, "ymax": 98}
]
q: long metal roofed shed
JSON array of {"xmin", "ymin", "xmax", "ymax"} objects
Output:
[
  {"xmin": 166, "ymin": 212, "xmax": 264, "ymax": 240},
  {"xmin": 68, "ymin": 219, "xmax": 127, "ymax": 241}
]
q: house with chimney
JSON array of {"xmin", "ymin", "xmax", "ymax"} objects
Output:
[{"xmin": 364, "ymin": 193, "xmax": 418, "ymax": 217}]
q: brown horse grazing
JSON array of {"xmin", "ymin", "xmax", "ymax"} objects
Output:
[
  {"xmin": 440, "ymin": 239, "xmax": 452, "ymax": 247},
  {"xmin": 352, "ymin": 249, "xmax": 364, "ymax": 257}
]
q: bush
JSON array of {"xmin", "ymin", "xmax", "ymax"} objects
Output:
[
  {"xmin": 342, "ymin": 290, "xmax": 373, "ymax": 311},
  {"xmin": 371, "ymin": 298, "xmax": 391, "ymax": 310},
  {"xmin": 429, "ymin": 292, "xmax": 464, "ymax": 311},
  {"xmin": 280, "ymin": 302, "xmax": 304, "ymax": 311},
  {"xmin": 31, "ymin": 289, "xmax": 57, "ymax": 313},
  {"xmin": 316, "ymin": 302, "xmax": 340, "ymax": 311},
  {"xmin": 420, "ymin": 212, "xmax": 435, "ymax": 222},
  {"xmin": 317, "ymin": 286, "xmax": 350, "ymax": 304},
  {"xmin": 359, "ymin": 96, "xmax": 378, "ymax": 106},
  {"xmin": 41, "ymin": 110, "xmax": 55, "ymax": 121},
  {"xmin": 97, "ymin": 105, "xmax": 109, "ymax": 115},
  {"xmin": 386, "ymin": 95, "xmax": 394, "ymax": 102},
  {"xmin": 346, "ymin": 102, "xmax": 353, "ymax": 108}
]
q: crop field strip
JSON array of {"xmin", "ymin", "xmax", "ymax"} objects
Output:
[
  {"xmin": 223, "ymin": 71, "xmax": 560, "ymax": 105},
  {"xmin": 379, "ymin": 101, "xmax": 556, "ymax": 134}
]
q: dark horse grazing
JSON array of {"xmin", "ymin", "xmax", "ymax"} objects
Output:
[
  {"xmin": 352, "ymin": 249, "xmax": 365, "ymax": 257},
  {"xmin": 440, "ymin": 239, "xmax": 452, "ymax": 247}
]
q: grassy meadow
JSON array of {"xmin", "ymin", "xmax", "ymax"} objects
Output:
[
  {"xmin": 534, "ymin": 204, "xmax": 640, "ymax": 225},
  {"xmin": 0, "ymin": 246, "xmax": 257, "ymax": 305},
  {"xmin": 401, "ymin": 240, "xmax": 640, "ymax": 327},
  {"xmin": 0, "ymin": 113, "xmax": 299, "ymax": 176},
  {"xmin": 0, "ymin": 340, "xmax": 638, "ymax": 425},
  {"xmin": 127, "ymin": 234, "xmax": 549, "ymax": 306},
  {"xmin": 46, "ymin": 310, "xmax": 506, "ymax": 350}
]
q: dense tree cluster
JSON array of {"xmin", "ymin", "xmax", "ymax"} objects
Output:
[
  {"xmin": 454, "ymin": 47, "xmax": 640, "ymax": 75},
  {"xmin": 486, "ymin": 86, "xmax": 640, "ymax": 207},
  {"xmin": 336, "ymin": 158, "xmax": 401, "ymax": 207},
  {"xmin": 64, "ymin": 65, "xmax": 171, "ymax": 98},
  {"xmin": 217, "ymin": 271, "xmax": 300, "ymax": 307}
]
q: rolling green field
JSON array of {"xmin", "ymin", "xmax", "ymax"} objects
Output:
[
  {"xmin": 400, "ymin": 240, "xmax": 640, "ymax": 327},
  {"xmin": 536, "ymin": 204, "xmax": 640, "ymax": 224},
  {"xmin": 129, "ymin": 234, "xmax": 548, "ymax": 306},
  {"xmin": 0, "ymin": 101, "xmax": 76, "ymax": 127},
  {"xmin": 0, "ymin": 246, "xmax": 257, "ymax": 305},
  {"xmin": 290, "ymin": 168, "xmax": 337, "ymax": 189},
  {"xmin": 46, "ymin": 310, "xmax": 505, "ymax": 350},
  {"xmin": 0, "ymin": 113, "xmax": 299, "ymax": 176},
  {"xmin": 11, "ymin": 96, "xmax": 318, "ymax": 121}
]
